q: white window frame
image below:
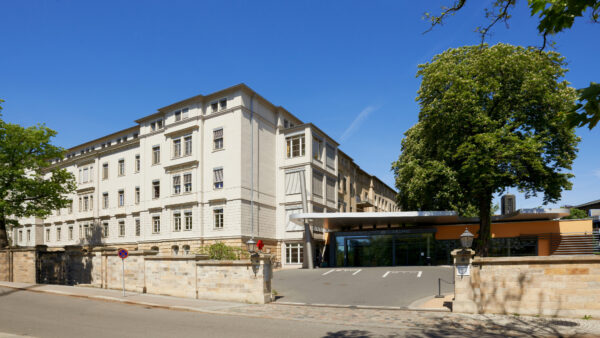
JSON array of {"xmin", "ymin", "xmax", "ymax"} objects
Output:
[
  {"xmin": 285, "ymin": 243, "xmax": 304, "ymax": 264},
  {"xmin": 213, "ymin": 208, "xmax": 224, "ymax": 229},
  {"xmin": 118, "ymin": 190, "xmax": 125, "ymax": 207},
  {"xmin": 118, "ymin": 159, "xmax": 125, "ymax": 176},
  {"xmin": 183, "ymin": 173, "xmax": 192, "ymax": 193},
  {"xmin": 173, "ymin": 212, "xmax": 181, "ymax": 232},
  {"xmin": 152, "ymin": 216, "xmax": 160, "ymax": 234},
  {"xmin": 184, "ymin": 210, "xmax": 192, "ymax": 231},
  {"xmin": 286, "ymin": 134, "xmax": 305, "ymax": 158},
  {"xmin": 213, "ymin": 128, "xmax": 223, "ymax": 150},
  {"xmin": 119, "ymin": 221, "xmax": 125, "ymax": 237},
  {"xmin": 152, "ymin": 146, "xmax": 160, "ymax": 165},
  {"xmin": 152, "ymin": 180, "xmax": 160, "ymax": 199},
  {"xmin": 135, "ymin": 154, "xmax": 140, "ymax": 172},
  {"xmin": 213, "ymin": 168, "xmax": 223, "ymax": 189},
  {"xmin": 173, "ymin": 175, "xmax": 181, "ymax": 195},
  {"xmin": 184, "ymin": 135, "xmax": 192, "ymax": 156},
  {"xmin": 173, "ymin": 138, "xmax": 182, "ymax": 158},
  {"xmin": 135, "ymin": 218, "xmax": 140, "ymax": 237}
]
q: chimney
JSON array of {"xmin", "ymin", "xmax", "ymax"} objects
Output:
[{"xmin": 501, "ymin": 194, "xmax": 516, "ymax": 215}]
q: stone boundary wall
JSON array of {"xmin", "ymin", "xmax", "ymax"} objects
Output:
[
  {"xmin": 0, "ymin": 246, "xmax": 273, "ymax": 304},
  {"xmin": 454, "ymin": 255, "xmax": 600, "ymax": 318}
]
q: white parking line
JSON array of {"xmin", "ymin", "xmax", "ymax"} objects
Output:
[
  {"xmin": 322, "ymin": 269, "xmax": 362, "ymax": 276},
  {"xmin": 382, "ymin": 270, "xmax": 423, "ymax": 278}
]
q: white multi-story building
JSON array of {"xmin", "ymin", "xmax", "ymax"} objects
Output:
[{"xmin": 10, "ymin": 84, "xmax": 397, "ymax": 267}]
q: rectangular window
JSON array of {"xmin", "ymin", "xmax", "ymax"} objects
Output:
[
  {"xmin": 84, "ymin": 224, "xmax": 91, "ymax": 239},
  {"xmin": 135, "ymin": 187, "xmax": 140, "ymax": 204},
  {"xmin": 184, "ymin": 211, "xmax": 192, "ymax": 230},
  {"xmin": 68, "ymin": 200, "xmax": 73, "ymax": 214},
  {"xmin": 184, "ymin": 173, "xmax": 192, "ymax": 193},
  {"xmin": 135, "ymin": 219, "xmax": 140, "ymax": 236},
  {"xmin": 79, "ymin": 197, "xmax": 82, "ymax": 212},
  {"xmin": 312, "ymin": 137, "xmax": 323, "ymax": 161},
  {"xmin": 102, "ymin": 163, "xmax": 108, "ymax": 180},
  {"xmin": 286, "ymin": 243, "xmax": 304, "ymax": 264},
  {"xmin": 173, "ymin": 138, "xmax": 181, "ymax": 158},
  {"xmin": 82, "ymin": 167, "xmax": 89, "ymax": 183},
  {"xmin": 27, "ymin": 229, "xmax": 31, "ymax": 242},
  {"xmin": 83, "ymin": 196, "xmax": 89, "ymax": 211},
  {"xmin": 174, "ymin": 110, "xmax": 181, "ymax": 121},
  {"xmin": 56, "ymin": 227, "xmax": 61, "ymax": 241},
  {"xmin": 173, "ymin": 212, "xmax": 181, "ymax": 232},
  {"xmin": 312, "ymin": 171, "xmax": 323, "ymax": 197},
  {"xmin": 219, "ymin": 99, "xmax": 227, "ymax": 110},
  {"xmin": 103, "ymin": 193, "xmax": 109, "ymax": 209},
  {"xmin": 182, "ymin": 107, "xmax": 189, "ymax": 119},
  {"xmin": 286, "ymin": 135, "xmax": 305, "ymax": 158},
  {"xmin": 173, "ymin": 175, "xmax": 181, "ymax": 194},
  {"xmin": 18, "ymin": 230, "xmax": 22, "ymax": 242},
  {"xmin": 46, "ymin": 228, "xmax": 50, "ymax": 242},
  {"xmin": 118, "ymin": 190, "xmax": 124, "ymax": 207},
  {"xmin": 152, "ymin": 216, "xmax": 160, "ymax": 234},
  {"xmin": 118, "ymin": 159, "xmax": 125, "ymax": 176},
  {"xmin": 90, "ymin": 195, "xmax": 93, "ymax": 210},
  {"xmin": 213, "ymin": 168, "xmax": 223, "ymax": 189},
  {"xmin": 152, "ymin": 146, "xmax": 160, "ymax": 164},
  {"xmin": 326, "ymin": 144, "xmax": 335, "ymax": 169},
  {"xmin": 326, "ymin": 178, "xmax": 336, "ymax": 202},
  {"xmin": 102, "ymin": 222, "xmax": 109, "ymax": 238},
  {"xmin": 213, "ymin": 128, "xmax": 223, "ymax": 150},
  {"xmin": 68, "ymin": 226, "xmax": 73, "ymax": 241},
  {"xmin": 184, "ymin": 135, "xmax": 192, "ymax": 156},
  {"xmin": 211, "ymin": 102, "xmax": 218, "ymax": 112},
  {"xmin": 152, "ymin": 180, "xmax": 160, "ymax": 199},
  {"xmin": 214, "ymin": 208, "xmax": 223, "ymax": 229},
  {"xmin": 135, "ymin": 154, "xmax": 140, "ymax": 172},
  {"xmin": 119, "ymin": 221, "xmax": 125, "ymax": 237}
]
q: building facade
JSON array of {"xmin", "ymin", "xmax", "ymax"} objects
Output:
[{"xmin": 10, "ymin": 84, "xmax": 397, "ymax": 267}]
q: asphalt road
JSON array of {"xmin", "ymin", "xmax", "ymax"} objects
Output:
[
  {"xmin": 273, "ymin": 266, "xmax": 454, "ymax": 307},
  {"xmin": 0, "ymin": 287, "xmax": 401, "ymax": 338}
]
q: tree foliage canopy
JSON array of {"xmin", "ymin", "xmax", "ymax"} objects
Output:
[
  {"xmin": 424, "ymin": 0, "xmax": 600, "ymax": 129},
  {"xmin": 0, "ymin": 100, "xmax": 76, "ymax": 247},
  {"xmin": 392, "ymin": 44, "xmax": 580, "ymax": 254}
]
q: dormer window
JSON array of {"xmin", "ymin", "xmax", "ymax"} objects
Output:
[
  {"xmin": 174, "ymin": 108, "xmax": 189, "ymax": 122},
  {"xmin": 150, "ymin": 119, "xmax": 164, "ymax": 131},
  {"xmin": 219, "ymin": 99, "xmax": 227, "ymax": 110},
  {"xmin": 211, "ymin": 102, "xmax": 218, "ymax": 113}
]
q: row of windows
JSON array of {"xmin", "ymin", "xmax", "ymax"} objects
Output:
[
  {"xmin": 41, "ymin": 209, "xmax": 225, "ymax": 242},
  {"xmin": 151, "ymin": 99, "xmax": 227, "ymax": 133}
]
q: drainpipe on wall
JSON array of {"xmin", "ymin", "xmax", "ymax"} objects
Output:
[
  {"xmin": 250, "ymin": 93, "xmax": 256, "ymax": 243},
  {"xmin": 299, "ymin": 170, "xmax": 314, "ymax": 269}
]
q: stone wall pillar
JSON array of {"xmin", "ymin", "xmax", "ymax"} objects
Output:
[{"xmin": 451, "ymin": 248, "xmax": 477, "ymax": 313}]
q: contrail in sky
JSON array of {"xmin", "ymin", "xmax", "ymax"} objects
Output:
[{"xmin": 340, "ymin": 105, "xmax": 380, "ymax": 142}]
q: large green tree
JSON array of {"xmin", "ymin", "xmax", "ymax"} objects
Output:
[
  {"xmin": 425, "ymin": 0, "xmax": 600, "ymax": 129},
  {"xmin": 0, "ymin": 100, "xmax": 76, "ymax": 248},
  {"xmin": 392, "ymin": 44, "xmax": 580, "ymax": 255}
]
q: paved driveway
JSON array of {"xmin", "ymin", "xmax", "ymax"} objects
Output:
[{"xmin": 273, "ymin": 266, "xmax": 454, "ymax": 307}]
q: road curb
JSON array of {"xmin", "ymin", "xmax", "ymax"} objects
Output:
[{"xmin": 274, "ymin": 300, "xmax": 451, "ymax": 312}]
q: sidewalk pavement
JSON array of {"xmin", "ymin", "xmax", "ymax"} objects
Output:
[{"xmin": 2, "ymin": 281, "xmax": 600, "ymax": 337}]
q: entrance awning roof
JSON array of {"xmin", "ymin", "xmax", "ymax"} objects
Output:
[{"xmin": 290, "ymin": 209, "xmax": 570, "ymax": 231}]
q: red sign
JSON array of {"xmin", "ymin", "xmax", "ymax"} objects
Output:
[
  {"xmin": 118, "ymin": 248, "xmax": 129, "ymax": 259},
  {"xmin": 257, "ymin": 240, "xmax": 264, "ymax": 251}
]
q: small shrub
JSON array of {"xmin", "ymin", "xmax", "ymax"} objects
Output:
[
  {"xmin": 513, "ymin": 313, "xmax": 520, "ymax": 317},
  {"xmin": 197, "ymin": 242, "xmax": 248, "ymax": 260},
  {"xmin": 584, "ymin": 315, "xmax": 592, "ymax": 320}
]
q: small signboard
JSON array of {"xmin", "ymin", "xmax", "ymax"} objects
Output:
[
  {"xmin": 118, "ymin": 248, "xmax": 129, "ymax": 259},
  {"xmin": 456, "ymin": 264, "xmax": 471, "ymax": 276}
]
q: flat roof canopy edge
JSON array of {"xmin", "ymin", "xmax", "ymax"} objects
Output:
[{"xmin": 290, "ymin": 209, "xmax": 571, "ymax": 230}]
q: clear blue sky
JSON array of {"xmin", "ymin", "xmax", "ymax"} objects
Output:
[{"xmin": 1, "ymin": 1, "xmax": 598, "ymax": 210}]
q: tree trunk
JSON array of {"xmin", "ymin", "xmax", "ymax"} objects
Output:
[
  {"xmin": 0, "ymin": 216, "xmax": 8, "ymax": 249},
  {"xmin": 477, "ymin": 194, "xmax": 492, "ymax": 257}
]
